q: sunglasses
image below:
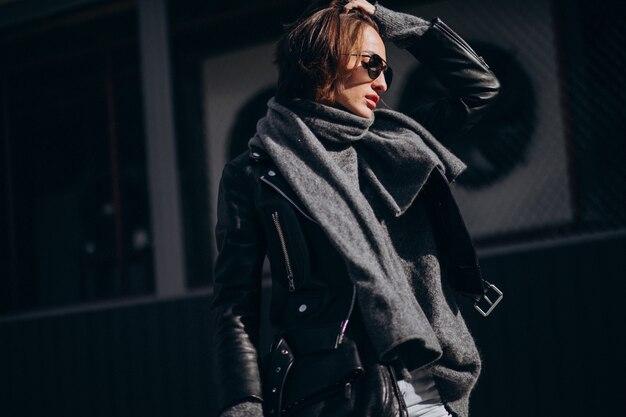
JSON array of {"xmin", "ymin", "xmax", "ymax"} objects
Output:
[{"xmin": 347, "ymin": 53, "xmax": 393, "ymax": 88}]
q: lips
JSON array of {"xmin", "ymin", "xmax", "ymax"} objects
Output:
[{"xmin": 365, "ymin": 94, "xmax": 379, "ymax": 109}]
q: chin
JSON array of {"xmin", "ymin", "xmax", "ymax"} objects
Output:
[
  {"xmin": 354, "ymin": 106, "xmax": 373, "ymax": 118},
  {"xmin": 337, "ymin": 101, "xmax": 373, "ymax": 118}
]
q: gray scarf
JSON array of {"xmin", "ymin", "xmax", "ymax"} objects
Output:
[{"xmin": 249, "ymin": 97, "xmax": 466, "ymax": 369}]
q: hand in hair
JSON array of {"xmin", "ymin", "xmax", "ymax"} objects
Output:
[{"xmin": 343, "ymin": 0, "xmax": 376, "ymax": 16}]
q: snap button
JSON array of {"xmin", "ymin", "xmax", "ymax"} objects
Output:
[
  {"xmin": 298, "ymin": 304, "xmax": 308, "ymax": 313},
  {"xmin": 268, "ymin": 170, "xmax": 276, "ymax": 176},
  {"xmin": 275, "ymin": 366, "xmax": 282, "ymax": 373}
]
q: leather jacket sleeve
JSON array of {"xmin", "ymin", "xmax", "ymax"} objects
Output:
[
  {"xmin": 374, "ymin": 4, "xmax": 501, "ymax": 145},
  {"xmin": 210, "ymin": 162, "xmax": 267, "ymax": 414}
]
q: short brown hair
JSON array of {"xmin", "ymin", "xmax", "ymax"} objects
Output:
[{"xmin": 274, "ymin": 0, "xmax": 379, "ymax": 104}]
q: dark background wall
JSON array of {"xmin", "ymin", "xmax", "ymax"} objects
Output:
[
  {"xmin": 1, "ymin": 0, "xmax": 625, "ymax": 416},
  {"xmin": 2, "ymin": 235, "xmax": 624, "ymax": 417}
]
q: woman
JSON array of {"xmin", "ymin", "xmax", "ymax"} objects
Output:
[{"xmin": 211, "ymin": 1, "xmax": 501, "ymax": 417}]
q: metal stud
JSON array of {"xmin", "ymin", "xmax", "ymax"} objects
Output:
[
  {"xmin": 281, "ymin": 349, "xmax": 289, "ymax": 355},
  {"xmin": 275, "ymin": 366, "xmax": 281, "ymax": 373},
  {"xmin": 298, "ymin": 304, "xmax": 308, "ymax": 313},
  {"xmin": 268, "ymin": 170, "xmax": 276, "ymax": 176}
]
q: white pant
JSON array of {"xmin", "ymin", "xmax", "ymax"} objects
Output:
[{"xmin": 397, "ymin": 369, "xmax": 453, "ymax": 417}]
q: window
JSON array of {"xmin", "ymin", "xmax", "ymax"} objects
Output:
[{"xmin": 0, "ymin": 4, "xmax": 153, "ymax": 314}]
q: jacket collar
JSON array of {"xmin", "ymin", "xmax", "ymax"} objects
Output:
[
  {"xmin": 249, "ymin": 144, "xmax": 270, "ymax": 162},
  {"xmin": 248, "ymin": 144, "xmax": 317, "ymax": 223}
]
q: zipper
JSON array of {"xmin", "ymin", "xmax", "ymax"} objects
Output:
[
  {"xmin": 271, "ymin": 211, "xmax": 296, "ymax": 292},
  {"xmin": 388, "ymin": 364, "xmax": 409, "ymax": 417},
  {"xmin": 344, "ymin": 381, "xmax": 352, "ymax": 400},
  {"xmin": 261, "ymin": 175, "xmax": 318, "ymax": 224},
  {"xmin": 336, "ymin": 285, "xmax": 357, "ymax": 346}
]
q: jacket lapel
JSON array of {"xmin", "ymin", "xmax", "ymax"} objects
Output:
[{"xmin": 249, "ymin": 146, "xmax": 318, "ymax": 224}]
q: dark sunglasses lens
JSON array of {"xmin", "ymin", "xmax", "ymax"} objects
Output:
[
  {"xmin": 385, "ymin": 66, "xmax": 393, "ymax": 88},
  {"xmin": 367, "ymin": 67, "xmax": 381, "ymax": 80},
  {"xmin": 368, "ymin": 54, "xmax": 382, "ymax": 66},
  {"xmin": 366, "ymin": 55, "xmax": 392, "ymax": 88}
]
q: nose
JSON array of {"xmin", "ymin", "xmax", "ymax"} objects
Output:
[{"xmin": 372, "ymin": 73, "xmax": 388, "ymax": 93}]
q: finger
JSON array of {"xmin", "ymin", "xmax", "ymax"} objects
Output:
[
  {"xmin": 343, "ymin": 0, "xmax": 374, "ymax": 15},
  {"xmin": 344, "ymin": 0, "xmax": 362, "ymax": 10},
  {"xmin": 343, "ymin": 2, "xmax": 356, "ymax": 11}
]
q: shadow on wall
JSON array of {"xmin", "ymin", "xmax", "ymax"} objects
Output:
[{"xmin": 399, "ymin": 41, "xmax": 537, "ymax": 190}]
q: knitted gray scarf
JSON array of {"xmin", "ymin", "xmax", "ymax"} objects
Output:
[{"xmin": 249, "ymin": 97, "xmax": 467, "ymax": 369}]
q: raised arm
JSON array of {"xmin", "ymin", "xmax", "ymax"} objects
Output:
[
  {"xmin": 372, "ymin": 2, "xmax": 500, "ymax": 145},
  {"xmin": 210, "ymin": 162, "xmax": 266, "ymax": 417}
]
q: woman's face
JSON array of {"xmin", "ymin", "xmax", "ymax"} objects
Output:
[{"xmin": 334, "ymin": 25, "xmax": 389, "ymax": 118}]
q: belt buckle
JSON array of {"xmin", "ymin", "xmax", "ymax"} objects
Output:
[{"xmin": 474, "ymin": 281, "xmax": 503, "ymax": 317}]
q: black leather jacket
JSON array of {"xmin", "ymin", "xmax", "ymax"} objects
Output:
[{"xmin": 211, "ymin": 17, "xmax": 500, "ymax": 417}]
